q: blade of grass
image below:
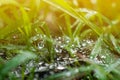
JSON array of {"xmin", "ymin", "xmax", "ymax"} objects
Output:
[
  {"xmin": 110, "ymin": 34, "xmax": 120, "ymax": 53},
  {"xmin": 0, "ymin": 0, "xmax": 32, "ymax": 39},
  {"xmin": 0, "ymin": 50, "xmax": 36, "ymax": 79},
  {"xmin": 40, "ymin": 22, "xmax": 51, "ymax": 38},
  {"xmin": 46, "ymin": 65, "xmax": 94, "ymax": 80},
  {"xmin": 76, "ymin": 8, "xmax": 113, "ymax": 26},
  {"xmin": 73, "ymin": 22, "xmax": 84, "ymax": 37},
  {"xmin": 80, "ymin": 29, "xmax": 92, "ymax": 40},
  {"xmin": 64, "ymin": 14, "xmax": 73, "ymax": 39},
  {"xmin": 90, "ymin": 34, "xmax": 103, "ymax": 59},
  {"xmin": 106, "ymin": 58, "xmax": 120, "ymax": 73},
  {"xmin": 43, "ymin": 0, "xmax": 120, "ymax": 55},
  {"xmin": 43, "ymin": 0, "xmax": 103, "ymax": 35},
  {"xmin": 40, "ymin": 22, "xmax": 55, "ymax": 62}
]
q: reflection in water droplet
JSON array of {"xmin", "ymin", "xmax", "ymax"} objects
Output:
[
  {"xmin": 38, "ymin": 42, "xmax": 44, "ymax": 49},
  {"xmin": 66, "ymin": 40, "xmax": 70, "ymax": 43},
  {"xmin": 57, "ymin": 66, "xmax": 65, "ymax": 70},
  {"xmin": 101, "ymin": 56, "xmax": 106, "ymax": 59},
  {"xmin": 82, "ymin": 43, "xmax": 86, "ymax": 47}
]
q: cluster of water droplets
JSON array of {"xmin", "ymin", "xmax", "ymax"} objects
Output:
[
  {"xmin": 15, "ymin": 35, "xmax": 116, "ymax": 79},
  {"xmin": 30, "ymin": 34, "xmax": 95, "ymax": 59}
]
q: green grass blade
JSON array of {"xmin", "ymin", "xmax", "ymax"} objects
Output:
[
  {"xmin": 0, "ymin": 0, "xmax": 32, "ymax": 39},
  {"xmin": 90, "ymin": 34, "xmax": 103, "ymax": 59},
  {"xmin": 40, "ymin": 22, "xmax": 51, "ymax": 38},
  {"xmin": 46, "ymin": 65, "xmax": 93, "ymax": 80},
  {"xmin": 43, "ymin": 0, "xmax": 119, "ymax": 55},
  {"xmin": 73, "ymin": 22, "xmax": 84, "ymax": 37},
  {"xmin": 0, "ymin": 50, "xmax": 36, "ymax": 79},
  {"xmin": 43, "ymin": 0, "xmax": 103, "ymax": 35},
  {"xmin": 64, "ymin": 14, "xmax": 73, "ymax": 39},
  {"xmin": 110, "ymin": 34, "xmax": 120, "ymax": 53},
  {"xmin": 106, "ymin": 58, "xmax": 120, "ymax": 73},
  {"xmin": 80, "ymin": 29, "xmax": 92, "ymax": 40}
]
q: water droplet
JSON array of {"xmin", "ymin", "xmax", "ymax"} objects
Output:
[
  {"xmin": 87, "ymin": 40, "xmax": 92, "ymax": 44},
  {"xmin": 38, "ymin": 66, "xmax": 47, "ymax": 71},
  {"xmin": 57, "ymin": 66, "xmax": 65, "ymax": 70},
  {"xmin": 101, "ymin": 56, "xmax": 106, "ymax": 59},
  {"xmin": 82, "ymin": 43, "xmax": 86, "ymax": 47},
  {"xmin": 38, "ymin": 42, "xmax": 44, "ymax": 49}
]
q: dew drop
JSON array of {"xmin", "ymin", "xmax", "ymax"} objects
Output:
[{"xmin": 82, "ymin": 43, "xmax": 86, "ymax": 47}]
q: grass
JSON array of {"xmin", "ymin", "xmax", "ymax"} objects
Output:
[{"xmin": 0, "ymin": 0, "xmax": 120, "ymax": 80}]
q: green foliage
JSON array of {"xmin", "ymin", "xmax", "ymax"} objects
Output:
[
  {"xmin": 40, "ymin": 22, "xmax": 55, "ymax": 62},
  {"xmin": 43, "ymin": 0, "xmax": 103, "ymax": 36},
  {"xmin": 0, "ymin": 50, "xmax": 36, "ymax": 80},
  {"xmin": 0, "ymin": 0, "xmax": 120, "ymax": 80}
]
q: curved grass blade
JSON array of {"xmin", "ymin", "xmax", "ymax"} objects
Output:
[
  {"xmin": 0, "ymin": 0, "xmax": 32, "ymax": 39},
  {"xmin": 43, "ymin": 0, "xmax": 120, "ymax": 55},
  {"xmin": 90, "ymin": 34, "xmax": 103, "ymax": 59},
  {"xmin": 106, "ymin": 58, "xmax": 120, "ymax": 73},
  {"xmin": 45, "ymin": 65, "xmax": 94, "ymax": 80},
  {"xmin": 110, "ymin": 34, "xmax": 120, "ymax": 53},
  {"xmin": 43, "ymin": 0, "xmax": 103, "ymax": 35},
  {"xmin": 0, "ymin": 50, "xmax": 36, "ymax": 79},
  {"xmin": 73, "ymin": 22, "xmax": 85, "ymax": 37}
]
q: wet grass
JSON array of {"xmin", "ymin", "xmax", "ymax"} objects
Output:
[{"xmin": 0, "ymin": 0, "xmax": 120, "ymax": 80}]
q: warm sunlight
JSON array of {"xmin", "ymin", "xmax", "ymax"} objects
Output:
[{"xmin": 0, "ymin": 0, "xmax": 120, "ymax": 80}]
